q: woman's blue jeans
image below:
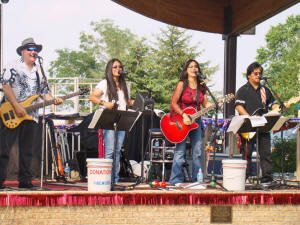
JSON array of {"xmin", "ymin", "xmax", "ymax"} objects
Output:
[
  {"xmin": 169, "ymin": 120, "xmax": 203, "ymax": 185},
  {"xmin": 103, "ymin": 129, "xmax": 125, "ymax": 183}
]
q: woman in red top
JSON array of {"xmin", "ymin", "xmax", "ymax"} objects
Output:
[{"xmin": 169, "ymin": 59, "xmax": 209, "ymax": 185}]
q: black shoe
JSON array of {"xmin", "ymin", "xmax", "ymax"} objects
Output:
[
  {"xmin": 0, "ymin": 183, "xmax": 6, "ymax": 189},
  {"xmin": 18, "ymin": 181, "xmax": 39, "ymax": 189},
  {"xmin": 260, "ymin": 177, "xmax": 273, "ymax": 184}
]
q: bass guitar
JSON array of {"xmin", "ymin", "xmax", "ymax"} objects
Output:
[
  {"xmin": 0, "ymin": 88, "xmax": 89, "ymax": 129},
  {"xmin": 160, "ymin": 94, "xmax": 235, "ymax": 143}
]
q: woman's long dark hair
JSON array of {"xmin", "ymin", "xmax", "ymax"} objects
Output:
[
  {"xmin": 105, "ymin": 58, "xmax": 129, "ymax": 104},
  {"xmin": 179, "ymin": 59, "xmax": 205, "ymax": 92}
]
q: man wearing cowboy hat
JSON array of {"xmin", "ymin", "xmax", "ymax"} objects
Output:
[{"xmin": 0, "ymin": 38, "xmax": 63, "ymax": 189}]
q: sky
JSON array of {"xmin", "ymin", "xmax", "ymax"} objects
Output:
[{"xmin": 1, "ymin": 0, "xmax": 300, "ymax": 92}]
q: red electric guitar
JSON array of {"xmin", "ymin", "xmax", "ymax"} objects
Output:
[{"xmin": 160, "ymin": 94, "xmax": 235, "ymax": 143}]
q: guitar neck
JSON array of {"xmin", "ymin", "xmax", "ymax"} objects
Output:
[
  {"xmin": 25, "ymin": 91, "xmax": 82, "ymax": 113},
  {"xmin": 190, "ymin": 104, "xmax": 216, "ymax": 120}
]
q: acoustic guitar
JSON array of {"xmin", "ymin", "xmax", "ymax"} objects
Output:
[
  {"xmin": 0, "ymin": 88, "xmax": 89, "ymax": 129},
  {"xmin": 160, "ymin": 94, "xmax": 235, "ymax": 143}
]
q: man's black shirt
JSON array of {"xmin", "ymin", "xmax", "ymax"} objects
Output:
[{"xmin": 235, "ymin": 82, "xmax": 276, "ymax": 116}]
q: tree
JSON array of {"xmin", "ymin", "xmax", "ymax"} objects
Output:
[
  {"xmin": 80, "ymin": 19, "xmax": 138, "ymax": 64},
  {"xmin": 256, "ymin": 15, "xmax": 300, "ymax": 116},
  {"xmin": 48, "ymin": 49, "xmax": 100, "ymax": 79},
  {"xmin": 271, "ymin": 138, "xmax": 296, "ymax": 173},
  {"xmin": 49, "ymin": 19, "xmax": 143, "ymax": 79},
  {"xmin": 48, "ymin": 21, "xmax": 219, "ymax": 113},
  {"xmin": 148, "ymin": 25, "xmax": 218, "ymax": 112},
  {"xmin": 49, "ymin": 19, "xmax": 153, "ymax": 112}
]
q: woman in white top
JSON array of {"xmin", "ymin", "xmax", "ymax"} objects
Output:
[{"xmin": 89, "ymin": 58, "xmax": 134, "ymax": 182}]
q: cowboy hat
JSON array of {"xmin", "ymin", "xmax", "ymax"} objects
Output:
[{"xmin": 16, "ymin": 38, "xmax": 42, "ymax": 56}]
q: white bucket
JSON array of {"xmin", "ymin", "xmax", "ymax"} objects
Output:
[
  {"xmin": 222, "ymin": 159, "xmax": 247, "ymax": 191},
  {"xmin": 86, "ymin": 158, "xmax": 113, "ymax": 192}
]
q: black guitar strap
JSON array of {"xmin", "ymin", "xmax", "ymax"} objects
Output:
[
  {"xmin": 197, "ymin": 84, "xmax": 200, "ymax": 110},
  {"xmin": 35, "ymin": 71, "xmax": 41, "ymax": 93}
]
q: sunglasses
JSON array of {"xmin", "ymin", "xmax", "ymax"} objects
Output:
[
  {"xmin": 26, "ymin": 47, "xmax": 38, "ymax": 52},
  {"xmin": 187, "ymin": 65, "xmax": 198, "ymax": 69},
  {"xmin": 112, "ymin": 65, "xmax": 123, "ymax": 69}
]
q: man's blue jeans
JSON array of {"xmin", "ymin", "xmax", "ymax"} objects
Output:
[
  {"xmin": 169, "ymin": 120, "xmax": 203, "ymax": 185},
  {"xmin": 103, "ymin": 129, "xmax": 125, "ymax": 182}
]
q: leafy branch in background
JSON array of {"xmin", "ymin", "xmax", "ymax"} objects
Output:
[
  {"xmin": 271, "ymin": 138, "xmax": 296, "ymax": 173},
  {"xmin": 256, "ymin": 15, "xmax": 300, "ymax": 117}
]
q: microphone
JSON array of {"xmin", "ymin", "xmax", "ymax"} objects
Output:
[
  {"xmin": 196, "ymin": 72, "xmax": 206, "ymax": 79},
  {"xmin": 118, "ymin": 71, "xmax": 128, "ymax": 75},
  {"xmin": 260, "ymin": 76, "xmax": 270, "ymax": 81},
  {"xmin": 33, "ymin": 53, "xmax": 42, "ymax": 59}
]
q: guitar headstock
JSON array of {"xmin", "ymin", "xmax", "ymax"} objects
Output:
[
  {"xmin": 79, "ymin": 87, "xmax": 90, "ymax": 95},
  {"xmin": 217, "ymin": 93, "xmax": 235, "ymax": 105},
  {"xmin": 224, "ymin": 93, "xmax": 235, "ymax": 103},
  {"xmin": 287, "ymin": 95, "xmax": 300, "ymax": 105}
]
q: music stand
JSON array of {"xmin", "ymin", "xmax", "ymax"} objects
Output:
[
  {"xmin": 228, "ymin": 114, "xmax": 280, "ymax": 188},
  {"xmin": 88, "ymin": 108, "xmax": 142, "ymax": 190}
]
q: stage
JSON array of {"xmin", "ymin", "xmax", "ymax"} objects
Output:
[
  {"xmin": 1, "ymin": 117, "xmax": 299, "ymax": 224},
  {"xmin": 1, "ymin": 180, "xmax": 300, "ymax": 225}
]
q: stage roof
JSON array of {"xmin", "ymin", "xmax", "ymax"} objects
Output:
[{"xmin": 112, "ymin": 0, "xmax": 299, "ymax": 34}]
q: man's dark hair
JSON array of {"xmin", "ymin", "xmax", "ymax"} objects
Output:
[{"xmin": 246, "ymin": 62, "xmax": 263, "ymax": 80}]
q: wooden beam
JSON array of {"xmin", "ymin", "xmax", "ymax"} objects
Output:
[
  {"xmin": 112, "ymin": 0, "xmax": 299, "ymax": 34},
  {"xmin": 231, "ymin": 0, "xmax": 299, "ymax": 34}
]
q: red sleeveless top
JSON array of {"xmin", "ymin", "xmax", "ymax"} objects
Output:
[{"xmin": 170, "ymin": 85, "xmax": 206, "ymax": 117}]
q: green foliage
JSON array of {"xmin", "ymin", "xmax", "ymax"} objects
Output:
[
  {"xmin": 48, "ymin": 49, "xmax": 101, "ymax": 79},
  {"xmin": 145, "ymin": 25, "xmax": 218, "ymax": 112},
  {"xmin": 271, "ymin": 137, "xmax": 297, "ymax": 173},
  {"xmin": 256, "ymin": 15, "xmax": 300, "ymax": 117},
  {"xmin": 80, "ymin": 19, "xmax": 137, "ymax": 63}
]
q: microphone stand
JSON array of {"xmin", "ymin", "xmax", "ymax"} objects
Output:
[
  {"xmin": 262, "ymin": 78, "xmax": 298, "ymax": 189},
  {"xmin": 123, "ymin": 74, "xmax": 156, "ymax": 183},
  {"xmin": 263, "ymin": 78, "xmax": 287, "ymax": 113},
  {"xmin": 36, "ymin": 56, "xmax": 50, "ymax": 190},
  {"xmin": 198, "ymin": 76, "xmax": 227, "ymax": 191}
]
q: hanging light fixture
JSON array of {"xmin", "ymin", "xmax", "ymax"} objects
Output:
[{"xmin": 0, "ymin": 0, "xmax": 9, "ymax": 4}]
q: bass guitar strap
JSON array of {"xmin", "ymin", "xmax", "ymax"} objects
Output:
[{"xmin": 35, "ymin": 71, "xmax": 41, "ymax": 93}]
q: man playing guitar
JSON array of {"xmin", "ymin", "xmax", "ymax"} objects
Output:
[
  {"xmin": 235, "ymin": 62, "xmax": 290, "ymax": 184},
  {"xmin": 0, "ymin": 38, "xmax": 63, "ymax": 189}
]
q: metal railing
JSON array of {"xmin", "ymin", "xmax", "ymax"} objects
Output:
[{"xmin": 48, "ymin": 77, "xmax": 98, "ymax": 114}]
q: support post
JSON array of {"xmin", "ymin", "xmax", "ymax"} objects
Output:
[{"xmin": 223, "ymin": 6, "xmax": 237, "ymax": 119}]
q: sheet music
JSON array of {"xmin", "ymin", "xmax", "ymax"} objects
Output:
[
  {"xmin": 128, "ymin": 111, "xmax": 142, "ymax": 132},
  {"xmin": 249, "ymin": 116, "xmax": 267, "ymax": 127},
  {"xmin": 271, "ymin": 116, "xmax": 290, "ymax": 131},
  {"xmin": 227, "ymin": 115, "xmax": 267, "ymax": 134},
  {"xmin": 88, "ymin": 108, "xmax": 104, "ymax": 129},
  {"xmin": 227, "ymin": 115, "xmax": 249, "ymax": 134},
  {"xmin": 264, "ymin": 111, "xmax": 281, "ymax": 117}
]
